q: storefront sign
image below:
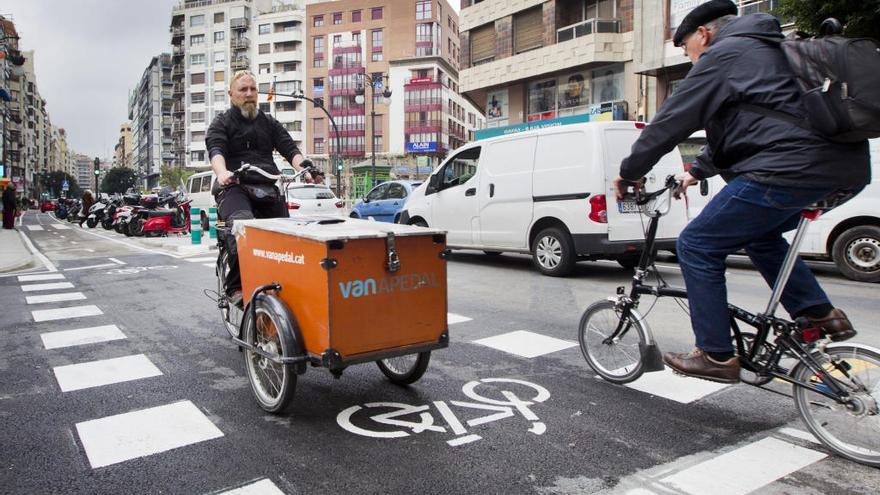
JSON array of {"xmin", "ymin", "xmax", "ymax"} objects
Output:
[
  {"xmin": 407, "ymin": 141, "xmax": 438, "ymax": 153},
  {"xmin": 410, "ymin": 77, "xmax": 433, "ymax": 84}
]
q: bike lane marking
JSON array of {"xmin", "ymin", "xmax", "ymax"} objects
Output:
[
  {"xmin": 26, "ymin": 292, "xmax": 87, "ymax": 304},
  {"xmin": 53, "ymin": 354, "xmax": 162, "ymax": 392},
  {"xmin": 186, "ymin": 256, "xmax": 217, "ymax": 263},
  {"xmin": 215, "ymin": 478, "xmax": 285, "ymax": 495},
  {"xmin": 472, "ymin": 330, "xmax": 577, "ymax": 358},
  {"xmin": 75, "ymin": 400, "xmax": 224, "ymax": 469},
  {"xmin": 41, "ymin": 324, "xmax": 127, "ymax": 350},
  {"xmin": 448, "ymin": 313, "xmax": 473, "ymax": 325},
  {"xmin": 32, "ymin": 305, "xmax": 103, "ymax": 323},
  {"xmin": 26, "ymin": 225, "xmax": 44, "ymax": 231}
]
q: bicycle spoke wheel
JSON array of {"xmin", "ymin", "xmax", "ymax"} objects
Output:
[
  {"xmin": 377, "ymin": 352, "xmax": 431, "ymax": 385},
  {"xmin": 793, "ymin": 344, "xmax": 880, "ymax": 467},
  {"xmin": 579, "ymin": 300, "xmax": 648, "ymax": 384},
  {"xmin": 243, "ymin": 295, "xmax": 297, "ymax": 414},
  {"xmin": 216, "ymin": 250, "xmax": 240, "ymax": 338}
]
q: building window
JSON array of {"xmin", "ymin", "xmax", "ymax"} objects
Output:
[
  {"xmin": 470, "ymin": 23, "xmax": 496, "ymax": 65},
  {"xmin": 313, "ymin": 138, "xmax": 325, "ymax": 154},
  {"xmin": 191, "ymin": 150, "xmax": 206, "ymax": 161},
  {"xmin": 333, "ymin": 12, "xmax": 342, "ymax": 25},
  {"xmin": 352, "ymin": 10, "xmax": 361, "ymax": 22},
  {"xmin": 190, "ymin": 34, "xmax": 205, "ymax": 46},
  {"xmin": 214, "ymin": 31, "xmax": 225, "ymax": 43},
  {"xmin": 214, "ymin": 51, "xmax": 226, "ymax": 64},
  {"xmin": 259, "ymin": 103, "xmax": 270, "ymax": 113},
  {"xmin": 190, "ymin": 15, "xmax": 204, "ymax": 27},
  {"xmin": 513, "ymin": 6, "xmax": 543, "ymax": 54},
  {"xmin": 333, "ymin": 34, "xmax": 342, "ymax": 46},
  {"xmin": 214, "ymin": 70, "xmax": 225, "ymax": 82},
  {"xmin": 373, "ymin": 135, "xmax": 383, "ymax": 151},
  {"xmin": 371, "ymin": 7, "xmax": 383, "ymax": 20},
  {"xmin": 259, "ymin": 63, "xmax": 271, "ymax": 74},
  {"xmin": 313, "ymin": 36, "xmax": 325, "ymax": 67},
  {"xmin": 259, "ymin": 23, "xmax": 270, "ymax": 35},
  {"xmin": 416, "ymin": 23, "xmax": 433, "ymax": 56},
  {"xmin": 258, "ymin": 43, "xmax": 270, "ymax": 54},
  {"xmin": 352, "ymin": 31, "xmax": 361, "ymax": 45},
  {"xmin": 416, "ymin": 0, "xmax": 431, "ymax": 20},
  {"xmin": 214, "ymin": 90, "xmax": 226, "ymax": 102},
  {"xmin": 276, "ymin": 100, "xmax": 296, "ymax": 112},
  {"xmin": 214, "ymin": 12, "xmax": 224, "ymax": 24},
  {"xmin": 313, "ymin": 78, "xmax": 324, "ymax": 94},
  {"xmin": 274, "ymin": 41, "xmax": 297, "ymax": 52},
  {"xmin": 190, "ymin": 53, "xmax": 205, "ymax": 65},
  {"xmin": 313, "ymin": 15, "xmax": 324, "ymax": 27},
  {"xmin": 371, "ymin": 29, "xmax": 383, "ymax": 50},
  {"xmin": 191, "ymin": 92, "xmax": 205, "ymax": 103},
  {"xmin": 191, "ymin": 73, "xmax": 205, "ymax": 85},
  {"xmin": 275, "ymin": 80, "xmax": 299, "ymax": 94},
  {"xmin": 276, "ymin": 61, "xmax": 298, "ymax": 72},
  {"xmin": 191, "ymin": 112, "xmax": 205, "ymax": 123}
]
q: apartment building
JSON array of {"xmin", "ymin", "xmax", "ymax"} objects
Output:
[
  {"xmin": 305, "ymin": 0, "xmax": 484, "ymax": 196},
  {"xmin": 113, "ymin": 122, "xmax": 134, "ymax": 169},
  {"xmin": 129, "ymin": 53, "xmax": 174, "ymax": 188},
  {"xmin": 74, "ymin": 154, "xmax": 95, "ymax": 192}
]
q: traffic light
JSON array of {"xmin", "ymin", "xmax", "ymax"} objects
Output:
[{"xmin": 94, "ymin": 157, "xmax": 100, "ymax": 177}]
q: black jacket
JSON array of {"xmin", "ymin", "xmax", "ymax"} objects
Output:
[
  {"xmin": 620, "ymin": 14, "xmax": 870, "ymax": 189},
  {"xmin": 206, "ymin": 106, "xmax": 302, "ymax": 184}
]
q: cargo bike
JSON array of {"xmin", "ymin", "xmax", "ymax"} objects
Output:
[{"xmin": 212, "ymin": 165, "xmax": 449, "ymax": 413}]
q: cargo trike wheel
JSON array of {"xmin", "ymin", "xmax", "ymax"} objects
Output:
[
  {"xmin": 243, "ymin": 294, "xmax": 298, "ymax": 413},
  {"xmin": 377, "ymin": 352, "xmax": 431, "ymax": 385}
]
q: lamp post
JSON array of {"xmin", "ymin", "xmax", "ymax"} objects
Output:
[
  {"xmin": 354, "ymin": 73, "xmax": 391, "ymax": 189},
  {"xmin": 258, "ymin": 89, "xmax": 343, "ymax": 197}
]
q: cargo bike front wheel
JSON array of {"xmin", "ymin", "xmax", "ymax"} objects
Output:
[
  {"xmin": 242, "ymin": 293, "xmax": 301, "ymax": 413},
  {"xmin": 377, "ymin": 352, "xmax": 431, "ymax": 385}
]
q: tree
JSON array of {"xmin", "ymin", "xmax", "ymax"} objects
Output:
[
  {"xmin": 776, "ymin": 0, "xmax": 880, "ymax": 40},
  {"xmin": 40, "ymin": 171, "xmax": 81, "ymax": 198},
  {"xmin": 100, "ymin": 168, "xmax": 139, "ymax": 194},
  {"xmin": 159, "ymin": 165, "xmax": 195, "ymax": 189}
]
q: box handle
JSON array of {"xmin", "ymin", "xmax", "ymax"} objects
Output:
[{"xmin": 386, "ymin": 232, "xmax": 401, "ymax": 272}]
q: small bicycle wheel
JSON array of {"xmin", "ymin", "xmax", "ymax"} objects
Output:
[
  {"xmin": 792, "ymin": 344, "xmax": 880, "ymax": 467},
  {"xmin": 579, "ymin": 299, "xmax": 649, "ymax": 384},
  {"xmin": 377, "ymin": 352, "xmax": 431, "ymax": 385},
  {"xmin": 243, "ymin": 294, "xmax": 298, "ymax": 414}
]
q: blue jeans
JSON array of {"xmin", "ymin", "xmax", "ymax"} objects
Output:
[{"xmin": 677, "ymin": 177, "xmax": 837, "ymax": 353}]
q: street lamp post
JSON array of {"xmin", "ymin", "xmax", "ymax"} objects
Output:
[{"xmin": 354, "ymin": 73, "xmax": 391, "ymax": 189}]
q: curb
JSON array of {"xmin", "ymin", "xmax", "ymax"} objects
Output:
[{"xmin": 0, "ymin": 254, "xmax": 34, "ymax": 274}]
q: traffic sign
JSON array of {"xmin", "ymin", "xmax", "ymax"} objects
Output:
[{"xmin": 62, "ymin": 180, "xmax": 69, "ymax": 191}]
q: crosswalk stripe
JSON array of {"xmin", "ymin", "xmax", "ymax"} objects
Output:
[
  {"xmin": 660, "ymin": 437, "xmax": 826, "ymax": 495},
  {"xmin": 21, "ymin": 282, "xmax": 75, "ymax": 292},
  {"xmin": 203, "ymin": 263, "xmax": 215, "ymax": 267},
  {"xmin": 18, "ymin": 273, "xmax": 65, "ymax": 282},
  {"xmin": 76, "ymin": 400, "xmax": 224, "ymax": 468},
  {"xmin": 186, "ymin": 257, "xmax": 217, "ymax": 262},
  {"xmin": 26, "ymin": 292, "xmax": 87, "ymax": 304},
  {"xmin": 32, "ymin": 305, "xmax": 103, "ymax": 322},
  {"xmin": 448, "ymin": 313, "xmax": 472, "ymax": 325},
  {"xmin": 472, "ymin": 330, "xmax": 577, "ymax": 358},
  {"xmin": 623, "ymin": 368, "xmax": 729, "ymax": 404},
  {"xmin": 26, "ymin": 225, "xmax": 44, "ymax": 231},
  {"xmin": 216, "ymin": 479, "xmax": 285, "ymax": 495},
  {"xmin": 53, "ymin": 354, "xmax": 162, "ymax": 392},
  {"xmin": 41, "ymin": 325, "xmax": 127, "ymax": 350},
  {"xmin": 50, "ymin": 224, "xmax": 72, "ymax": 230}
]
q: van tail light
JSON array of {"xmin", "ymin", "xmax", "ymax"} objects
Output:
[
  {"xmin": 287, "ymin": 202, "xmax": 300, "ymax": 210},
  {"xmin": 634, "ymin": 122, "xmax": 646, "ymax": 129},
  {"xmin": 589, "ymin": 195, "xmax": 608, "ymax": 223},
  {"xmin": 683, "ymin": 161, "xmax": 693, "ymax": 172},
  {"xmin": 335, "ymin": 201, "xmax": 344, "ymax": 208}
]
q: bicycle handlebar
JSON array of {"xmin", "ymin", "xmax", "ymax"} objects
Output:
[
  {"xmin": 234, "ymin": 160, "xmax": 322, "ymax": 183},
  {"xmin": 636, "ymin": 175, "xmax": 681, "ymax": 205}
]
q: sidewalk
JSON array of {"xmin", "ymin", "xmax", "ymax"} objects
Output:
[{"xmin": 0, "ymin": 228, "xmax": 35, "ymax": 273}]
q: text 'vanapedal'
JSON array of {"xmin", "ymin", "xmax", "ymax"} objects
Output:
[
  {"xmin": 339, "ymin": 272, "xmax": 438, "ymax": 299},
  {"xmin": 252, "ymin": 248, "xmax": 305, "ymax": 265}
]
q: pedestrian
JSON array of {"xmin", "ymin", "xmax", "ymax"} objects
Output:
[
  {"xmin": 2, "ymin": 183, "xmax": 18, "ymax": 229},
  {"xmin": 613, "ymin": 0, "xmax": 870, "ymax": 383},
  {"xmin": 80, "ymin": 189, "xmax": 94, "ymax": 227}
]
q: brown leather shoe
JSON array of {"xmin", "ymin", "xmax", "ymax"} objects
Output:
[
  {"xmin": 663, "ymin": 348, "xmax": 740, "ymax": 384},
  {"xmin": 806, "ymin": 308, "xmax": 856, "ymax": 341}
]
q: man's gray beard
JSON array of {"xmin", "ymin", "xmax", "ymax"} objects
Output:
[{"xmin": 238, "ymin": 102, "xmax": 258, "ymax": 120}]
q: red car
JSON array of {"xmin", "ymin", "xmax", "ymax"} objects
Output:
[{"xmin": 40, "ymin": 200, "xmax": 56, "ymax": 212}]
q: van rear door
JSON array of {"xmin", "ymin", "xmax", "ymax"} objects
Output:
[
  {"xmin": 478, "ymin": 136, "xmax": 537, "ymax": 248},
  {"xmin": 603, "ymin": 127, "xmax": 689, "ymax": 242}
]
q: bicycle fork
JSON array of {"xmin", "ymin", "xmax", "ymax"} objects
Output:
[{"xmin": 605, "ymin": 301, "xmax": 665, "ymax": 373}]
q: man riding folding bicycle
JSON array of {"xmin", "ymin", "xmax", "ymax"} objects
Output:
[{"xmin": 613, "ymin": 1, "xmax": 870, "ymax": 383}]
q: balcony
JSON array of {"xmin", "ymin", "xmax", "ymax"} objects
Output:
[
  {"xmin": 230, "ymin": 36, "xmax": 250, "ymax": 50},
  {"xmin": 404, "ymin": 120, "xmax": 442, "ymax": 133},
  {"xmin": 556, "ymin": 18, "xmax": 621, "ymax": 43},
  {"xmin": 230, "ymin": 17, "xmax": 249, "ymax": 30},
  {"xmin": 172, "ymin": 66, "xmax": 184, "ymax": 78},
  {"xmin": 173, "ymin": 83, "xmax": 185, "ymax": 95},
  {"xmin": 231, "ymin": 56, "xmax": 250, "ymax": 70},
  {"xmin": 171, "ymin": 26, "xmax": 185, "ymax": 40},
  {"xmin": 172, "ymin": 45, "xmax": 185, "ymax": 57},
  {"xmin": 161, "ymin": 90, "xmax": 174, "ymax": 100}
]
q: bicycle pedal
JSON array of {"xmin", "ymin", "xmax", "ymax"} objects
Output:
[{"xmin": 640, "ymin": 343, "xmax": 666, "ymax": 372}]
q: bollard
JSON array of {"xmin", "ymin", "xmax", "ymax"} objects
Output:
[
  {"xmin": 208, "ymin": 207, "xmax": 218, "ymax": 239},
  {"xmin": 191, "ymin": 207, "xmax": 202, "ymax": 244}
]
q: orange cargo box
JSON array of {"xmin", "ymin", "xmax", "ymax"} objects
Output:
[{"xmin": 235, "ymin": 217, "xmax": 448, "ymax": 366}]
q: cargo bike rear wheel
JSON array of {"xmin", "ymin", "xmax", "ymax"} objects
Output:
[
  {"xmin": 242, "ymin": 293, "xmax": 301, "ymax": 413},
  {"xmin": 376, "ymin": 352, "xmax": 431, "ymax": 385}
]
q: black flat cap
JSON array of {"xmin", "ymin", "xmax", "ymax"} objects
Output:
[{"xmin": 673, "ymin": 0, "xmax": 738, "ymax": 46}]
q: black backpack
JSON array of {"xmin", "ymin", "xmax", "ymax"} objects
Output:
[{"xmin": 739, "ymin": 20, "xmax": 880, "ymax": 143}]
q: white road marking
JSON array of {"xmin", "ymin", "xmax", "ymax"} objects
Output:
[
  {"xmin": 64, "ymin": 263, "xmax": 118, "ymax": 272},
  {"xmin": 17, "ymin": 229, "xmax": 58, "ymax": 272},
  {"xmin": 661, "ymin": 437, "xmax": 826, "ymax": 495},
  {"xmin": 26, "ymin": 225, "xmax": 44, "ymax": 231},
  {"xmin": 777, "ymin": 427, "xmax": 820, "ymax": 445},
  {"xmin": 41, "ymin": 324, "xmax": 127, "ymax": 350},
  {"xmin": 186, "ymin": 256, "xmax": 216, "ymax": 262},
  {"xmin": 32, "ymin": 305, "xmax": 103, "ymax": 322},
  {"xmin": 21, "ymin": 282, "xmax": 75, "ymax": 292},
  {"xmin": 472, "ymin": 330, "xmax": 577, "ymax": 358},
  {"xmin": 217, "ymin": 479, "xmax": 285, "ymax": 495},
  {"xmin": 18, "ymin": 273, "xmax": 65, "ymax": 282},
  {"xmin": 52, "ymin": 219, "xmax": 185, "ymax": 258},
  {"xmin": 203, "ymin": 263, "xmax": 215, "ymax": 267},
  {"xmin": 623, "ymin": 368, "xmax": 729, "ymax": 404},
  {"xmin": 53, "ymin": 354, "xmax": 162, "ymax": 392},
  {"xmin": 76, "ymin": 400, "xmax": 224, "ymax": 468},
  {"xmin": 26, "ymin": 292, "xmax": 87, "ymax": 304},
  {"xmin": 51, "ymin": 224, "xmax": 71, "ymax": 230},
  {"xmin": 108, "ymin": 258, "xmax": 126, "ymax": 265},
  {"xmin": 448, "ymin": 313, "xmax": 472, "ymax": 325},
  {"xmin": 71, "ymin": 241, "xmax": 79, "ymax": 244}
]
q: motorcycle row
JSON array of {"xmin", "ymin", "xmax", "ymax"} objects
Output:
[{"xmin": 55, "ymin": 187, "xmax": 194, "ymax": 237}]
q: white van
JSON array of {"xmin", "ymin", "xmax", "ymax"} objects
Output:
[
  {"xmin": 399, "ymin": 121, "xmax": 690, "ymax": 276},
  {"xmin": 680, "ymin": 137, "xmax": 880, "ymax": 283},
  {"xmin": 186, "ymin": 171, "xmax": 217, "ymax": 230}
]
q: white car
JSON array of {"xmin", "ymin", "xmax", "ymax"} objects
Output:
[{"xmin": 285, "ymin": 183, "xmax": 344, "ymax": 216}]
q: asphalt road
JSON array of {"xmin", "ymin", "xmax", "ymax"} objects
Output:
[{"xmin": 1, "ymin": 212, "xmax": 878, "ymax": 494}]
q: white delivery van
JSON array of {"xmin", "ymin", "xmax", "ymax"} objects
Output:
[
  {"xmin": 186, "ymin": 171, "xmax": 217, "ymax": 230},
  {"xmin": 680, "ymin": 137, "xmax": 880, "ymax": 283},
  {"xmin": 399, "ymin": 121, "xmax": 690, "ymax": 276}
]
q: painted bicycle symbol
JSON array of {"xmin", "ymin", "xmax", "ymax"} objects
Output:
[
  {"xmin": 105, "ymin": 265, "xmax": 178, "ymax": 275},
  {"xmin": 336, "ymin": 378, "xmax": 550, "ymax": 447}
]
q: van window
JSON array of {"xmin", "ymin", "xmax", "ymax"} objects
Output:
[
  {"xmin": 387, "ymin": 183, "xmax": 406, "ymax": 199},
  {"xmin": 189, "ymin": 177, "xmax": 201, "ymax": 194},
  {"xmin": 442, "ymin": 147, "xmax": 481, "ymax": 189},
  {"xmin": 200, "ymin": 176, "xmax": 213, "ymax": 192}
]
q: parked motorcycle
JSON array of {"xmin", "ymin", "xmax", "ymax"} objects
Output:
[
  {"xmin": 140, "ymin": 188, "xmax": 192, "ymax": 237},
  {"xmin": 84, "ymin": 196, "xmax": 109, "ymax": 228},
  {"xmin": 55, "ymin": 200, "xmax": 70, "ymax": 220},
  {"xmin": 100, "ymin": 195, "xmax": 123, "ymax": 230},
  {"xmin": 126, "ymin": 192, "xmax": 165, "ymax": 237},
  {"xmin": 66, "ymin": 200, "xmax": 82, "ymax": 223}
]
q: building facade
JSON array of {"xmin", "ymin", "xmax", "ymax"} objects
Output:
[
  {"xmin": 74, "ymin": 154, "xmax": 95, "ymax": 192},
  {"xmin": 305, "ymin": 0, "xmax": 484, "ymax": 197},
  {"xmin": 113, "ymin": 122, "xmax": 134, "ymax": 169},
  {"xmin": 129, "ymin": 53, "xmax": 174, "ymax": 188}
]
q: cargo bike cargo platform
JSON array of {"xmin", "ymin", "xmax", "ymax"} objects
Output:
[{"xmin": 214, "ymin": 215, "xmax": 449, "ymax": 413}]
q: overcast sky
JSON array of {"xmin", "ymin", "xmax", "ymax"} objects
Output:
[{"xmin": 2, "ymin": 0, "xmax": 179, "ymax": 159}]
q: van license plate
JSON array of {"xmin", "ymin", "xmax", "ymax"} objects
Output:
[{"xmin": 617, "ymin": 200, "xmax": 641, "ymax": 214}]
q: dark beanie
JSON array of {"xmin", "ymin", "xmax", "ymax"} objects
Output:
[{"xmin": 673, "ymin": 0, "xmax": 738, "ymax": 47}]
